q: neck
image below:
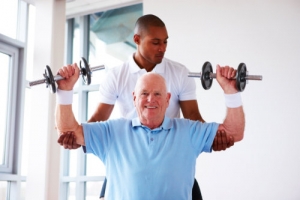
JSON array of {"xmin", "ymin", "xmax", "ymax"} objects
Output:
[{"xmin": 133, "ymin": 53, "xmax": 156, "ymax": 72}]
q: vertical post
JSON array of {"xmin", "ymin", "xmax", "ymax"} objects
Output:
[
  {"xmin": 75, "ymin": 14, "xmax": 90, "ymax": 200},
  {"xmin": 25, "ymin": 0, "xmax": 66, "ymax": 199}
]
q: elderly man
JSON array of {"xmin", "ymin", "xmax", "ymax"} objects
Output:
[{"xmin": 55, "ymin": 64, "xmax": 245, "ymax": 200}]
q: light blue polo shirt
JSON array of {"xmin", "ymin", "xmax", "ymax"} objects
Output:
[{"xmin": 83, "ymin": 117, "xmax": 218, "ymax": 200}]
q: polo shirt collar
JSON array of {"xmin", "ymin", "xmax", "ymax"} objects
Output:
[
  {"xmin": 128, "ymin": 53, "xmax": 166, "ymax": 74},
  {"xmin": 132, "ymin": 116, "xmax": 173, "ymax": 130}
]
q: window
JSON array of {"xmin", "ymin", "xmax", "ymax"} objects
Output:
[
  {"xmin": 0, "ymin": 0, "xmax": 19, "ymax": 39},
  {"xmin": 0, "ymin": 43, "xmax": 18, "ymax": 173},
  {"xmin": 0, "ymin": 32, "xmax": 26, "ymax": 200},
  {"xmin": 0, "ymin": 1, "xmax": 34, "ymax": 199},
  {"xmin": 60, "ymin": 3, "xmax": 142, "ymax": 199},
  {"xmin": 0, "ymin": 52, "xmax": 10, "ymax": 171}
]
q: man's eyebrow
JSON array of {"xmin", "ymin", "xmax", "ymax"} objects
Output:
[{"xmin": 151, "ymin": 36, "xmax": 169, "ymax": 41}]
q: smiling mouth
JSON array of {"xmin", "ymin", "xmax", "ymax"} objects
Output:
[{"xmin": 145, "ymin": 106, "xmax": 157, "ymax": 109}]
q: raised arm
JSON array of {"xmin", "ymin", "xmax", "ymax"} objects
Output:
[
  {"xmin": 216, "ymin": 65, "xmax": 245, "ymax": 142},
  {"xmin": 56, "ymin": 104, "xmax": 85, "ymax": 145},
  {"xmin": 180, "ymin": 98, "xmax": 235, "ymax": 150},
  {"xmin": 55, "ymin": 64, "xmax": 85, "ymax": 146}
]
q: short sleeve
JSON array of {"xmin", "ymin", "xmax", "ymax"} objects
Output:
[
  {"xmin": 189, "ymin": 121, "xmax": 219, "ymax": 155},
  {"xmin": 178, "ymin": 66, "xmax": 197, "ymax": 101},
  {"xmin": 83, "ymin": 122, "xmax": 112, "ymax": 162},
  {"xmin": 98, "ymin": 69, "xmax": 118, "ymax": 105}
]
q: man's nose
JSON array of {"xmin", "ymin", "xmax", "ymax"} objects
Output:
[
  {"xmin": 159, "ymin": 44, "xmax": 167, "ymax": 52},
  {"xmin": 147, "ymin": 94, "xmax": 155, "ymax": 102}
]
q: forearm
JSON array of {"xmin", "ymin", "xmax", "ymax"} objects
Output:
[
  {"xmin": 55, "ymin": 105, "xmax": 86, "ymax": 145},
  {"xmin": 55, "ymin": 104, "xmax": 79, "ymax": 131},
  {"xmin": 186, "ymin": 111, "xmax": 205, "ymax": 123},
  {"xmin": 214, "ymin": 65, "xmax": 245, "ymax": 143},
  {"xmin": 55, "ymin": 88, "xmax": 86, "ymax": 145},
  {"xmin": 87, "ymin": 103, "xmax": 114, "ymax": 122},
  {"xmin": 180, "ymin": 100, "xmax": 205, "ymax": 122},
  {"xmin": 220, "ymin": 106, "xmax": 245, "ymax": 142}
]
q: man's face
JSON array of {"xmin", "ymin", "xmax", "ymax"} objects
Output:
[
  {"xmin": 136, "ymin": 26, "xmax": 168, "ymax": 65},
  {"xmin": 133, "ymin": 74, "xmax": 171, "ymax": 124}
]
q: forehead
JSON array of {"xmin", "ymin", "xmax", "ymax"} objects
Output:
[
  {"xmin": 144, "ymin": 26, "xmax": 168, "ymax": 39},
  {"xmin": 137, "ymin": 75, "xmax": 166, "ymax": 92}
]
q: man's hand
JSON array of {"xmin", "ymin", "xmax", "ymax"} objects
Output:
[
  {"xmin": 57, "ymin": 132, "xmax": 81, "ymax": 149},
  {"xmin": 56, "ymin": 63, "xmax": 80, "ymax": 90},
  {"xmin": 212, "ymin": 130, "xmax": 234, "ymax": 151},
  {"xmin": 216, "ymin": 65, "xmax": 238, "ymax": 94}
]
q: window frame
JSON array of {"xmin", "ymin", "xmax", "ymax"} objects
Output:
[
  {"xmin": 0, "ymin": 34, "xmax": 25, "ymax": 173},
  {"xmin": 0, "ymin": 33, "xmax": 27, "ymax": 199},
  {"xmin": 0, "ymin": 2, "xmax": 29, "ymax": 199},
  {"xmin": 0, "ymin": 42, "xmax": 18, "ymax": 173}
]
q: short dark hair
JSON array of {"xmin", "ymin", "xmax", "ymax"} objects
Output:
[{"xmin": 134, "ymin": 14, "xmax": 165, "ymax": 36}]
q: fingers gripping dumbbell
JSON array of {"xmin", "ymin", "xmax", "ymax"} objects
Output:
[
  {"xmin": 28, "ymin": 57, "xmax": 105, "ymax": 93},
  {"xmin": 188, "ymin": 62, "xmax": 263, "ymax": 92}
]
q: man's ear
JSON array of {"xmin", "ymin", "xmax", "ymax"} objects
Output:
[
  {"xmin": 166, "ymin": 92, "xmax": 171, "ymax": 104},
  {"xmin": 133, "ymin": 34, "xmax": 140, "ymax": 45},
  {"xmin": 133, "ymin": 92, "xmax": 136, "ymax": 106}
]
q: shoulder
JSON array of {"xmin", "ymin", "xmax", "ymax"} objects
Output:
[
  {"xmin": 171, "ymin": 118, "xmax": 219, "ymax": 132},
  {"xmin": 89, "ymin": 118, "xmax": 131, "ymax": 130},
  {"xmin": 107, "ymin": 117, "xmax": 130, "ymax": 124},
  {"xmin": 162, "ymin": 57, "xmax": 190, "ymax": 76},
  {"xmin": 161, "ymin": 58, "xmax": 192, "ymax": 83},
  {"xmin": 102, "ymin": 61, "xmax": 131, "ymax": 84},
  {"xmin": 163, "ymin": 57, "xmax": 188, "ymax": 70},
  {"xmin": 113, "ymin": 117, "xmax": 129, "ymax": 122},
  {"xmin": 170, "ymin": 118, "xmax": 195, "ymax": 127},
  {"xmin": 106, "ymin": 60, "xmax": 130, "ymax": 74}
]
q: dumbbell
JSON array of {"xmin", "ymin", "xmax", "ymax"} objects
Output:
[
  {"xmin": 28, "ymin": 57, "xmax": 105, "ymax": 93},
  {"xmin": 188, "ymin": 62, "xmax": 263, "ymax": 92}
]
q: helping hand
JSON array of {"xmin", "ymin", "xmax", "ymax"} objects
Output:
[
  {"xmin": 212, "ymin": 129, "xmax": 234, "ymax": 151},
  {"xmin": 57, "ymin": 132, "xmax": 81, "ymax": 149}
]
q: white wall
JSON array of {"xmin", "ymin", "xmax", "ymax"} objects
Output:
[{"xmin": 144, "ymin": 0, "xmax": 300, "ymax": 199}]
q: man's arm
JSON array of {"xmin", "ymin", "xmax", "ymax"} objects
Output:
[
  {"xmin": 179, "ymin": 100, "xmax": 205, "ymax": 122},
  {"xmin": 56, "ymin": 63, "xmax": 115, "ymax": 148},
  {"xmin": 88, "ymin": 103, "xmax": 114, "ymax": 122},
  {"xmin": 55, "ymin": 64, "xmax": 85, "ymax": 146},
  {"xmin": 180, "ymin": 99, "xmax": 234, "ymax": 150},
  {"xmin": 56, "ymin": 104, "xmax": 85, "ymax": 145},
  {"xmin": 219, "ymin": 105, "xmax": 245, "ymax": 142},
  {"xmin": 216, "ymin": 65, "xmax": 245, "ymax": 142},
  {"xmin": 57, "ymin": 101, "xmax": 114, "ymax": 149}
]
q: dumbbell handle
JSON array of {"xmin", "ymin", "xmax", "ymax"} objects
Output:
[
  {"xmin": 188, "ymin": 72, "xmax": 263, "ymax": 80},
  {"xmin": 29, "ymin": 65, "xmax": 105, "ymax": 87}
]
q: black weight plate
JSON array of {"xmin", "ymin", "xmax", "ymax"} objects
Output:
[
  {"xmin": 80, "ymin": 57, "xmax": 91, "ymax": 85},
  {"xmin": 45, "ymin": 65, "xmax": 56, "ymax": 93},
  {"xmin": 236, "ymin": 63, "xmax": 247, "ymax": 92},
  {"xmin": 201, "ymin": 62, "xmax": 213, "ymax": 90}
]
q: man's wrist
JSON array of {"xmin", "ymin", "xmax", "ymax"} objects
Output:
[
  {"xmin": 56, "ymin": 89, "xmax": 73, "ymax": 105},
  {"xmin": 224, "ymin": 92, "xmax": 242, "ymax": 108}
]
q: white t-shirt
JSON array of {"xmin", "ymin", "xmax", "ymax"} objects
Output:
[{"xmin": 99, "ymin": 55, "xmax": 197, "ymax": 119}]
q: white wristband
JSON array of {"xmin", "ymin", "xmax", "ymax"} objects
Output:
[
  {"xmin": 224, "ymin": 93, "xmax": 242, "ymax": 108},
  {"xmin": 56, "ymin": 89, "xmax": 73, "ymax": 105}
]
